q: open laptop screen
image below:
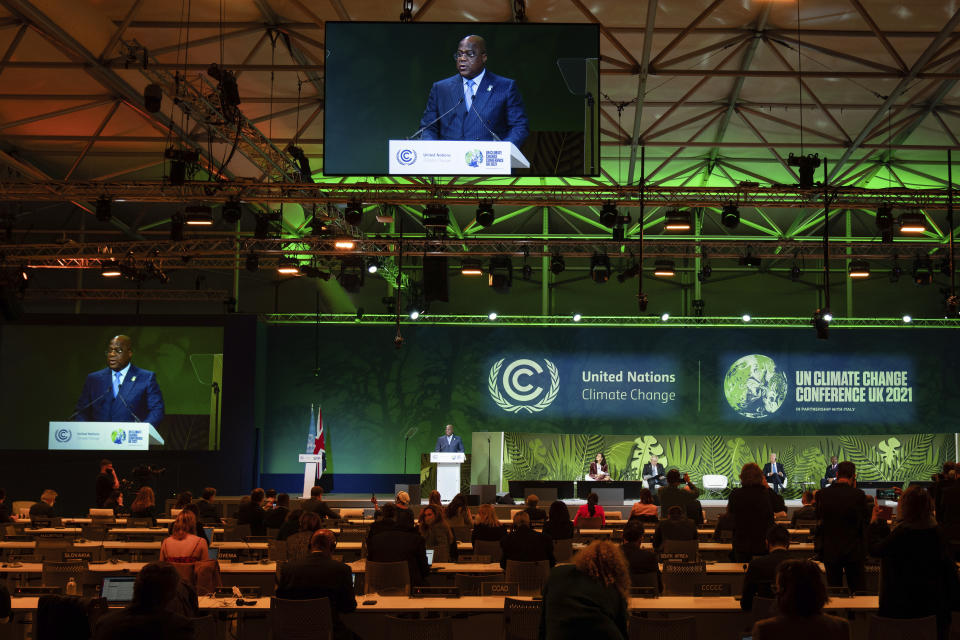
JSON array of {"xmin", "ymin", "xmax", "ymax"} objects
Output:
[{"xmin": 102, "ymin": 576, "xmax": 136, "ymax": 604}]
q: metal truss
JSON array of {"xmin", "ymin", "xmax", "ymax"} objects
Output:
[
  {"xmin": 263, "ymin": 313, "xmax": 960, "ymax": 329},
  {"xmin": 0, "ymin": 180, "xmax": 952, "ymax": 210},
  {"xmin": 24, "ymin": 288, "xmax": 230, "ymax": 301}
]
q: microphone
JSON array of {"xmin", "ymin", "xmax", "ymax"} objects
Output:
[
  {"xmin": 68, "ymin": 391, "xmax": 107, "ymax": 420},
  {"xmin": 469, "ymin": 93, "xmax": 501, "ymax": 142},
  {"xmin": 408, "ymin": 95, "xmax": 464, "ymax": 140},
  {"xmin": 115, "ymin": 392, "xmax": 141, "ymax": 423}
]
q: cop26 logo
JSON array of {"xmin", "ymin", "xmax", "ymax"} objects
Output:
[
  {"xmin": 488, "ymin": 358, "xmax": 559, "ymax": 413},
  {"xmin": 396, "ymin": 149, "xmax": 417, "ymax": 166}
]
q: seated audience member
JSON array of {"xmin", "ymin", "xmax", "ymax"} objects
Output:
[
  {"xmin": 277, "ymin": 508, "xmax": 304, "ymax": 541},
  {"xmin": 236, "ymin": 488, "xmax": 267, "ymax": 536},
  {"xmin": 524, "ymin": 494, "xmax": 547, "ymax": 521},
  {"xmin": 500, "ymin": 511, "xmax": 555, "ymax": 569},
  {"xmin": 652, "ymin": 505, "xmax": 698, "ymax": 551},
  {"xmin": 727, "ymin": 463, "xmax": 777, "ymax": 562},
  {"xmin": 627, "ymin": 490, "xmax": 658, "ymax": 523},
  {"xmin": 196, "ymin": 486, "xmax": 219, "ymax": 523},
  {"xmin": 129, "ymin": 486, "xmax": 157, "ymax": 521},
  {"xmin": 392, "ymin": 490, "xmax": 416, "ymax": 531},
  {"xmin": 264, "ymin": 489, "xmax": 277, "ymax": 510},
  {"xmin": 93, "ymin": 562, "xmax": 193, "ymax": 640},
  {"xmin": 301, "ymin": 486, "xmax": 339, "ymax": 521},
  {"xmin": 276, "ymin": 529, "xmax": 357, "ymax": 640},
  {"xmin": 713, "ymin": 509, "xmax": 735, "ymax": 541},
  {"xmin": 791, "ymin": 491, "xmax": 817, "ymax": 527},
  {"xmin": 472, "ymin": 503, "xmax": 507, "ymax": 543},
  {"xmin": 428, "ymin": 490, "xmax": 443, "ymax": 510},
  {"xmin": 172, "ymin": 491, "xmax": 192, "ymax": 512},
  {"xmin": 264, "ymin": 493, "xmax": 290, "ymax": 530},
  {"xmin": 621, "ymin": 522, "xmax": 660, "ymax": 592},
  {"xmin": 539, "ymin": 541, "xmax": 629, "ymax": 640},
  {"xmin": 159, "ymin": 511, "xmax": 208, "ymax": 563},
  {"xmin": 365, "ymin": 503, "xmax": 430, "ymax": 586},
  {"xmin": 286, "ymin": 511, "xmax": 323, "ymax": 561},
  {"xmin": 543, "ymin": 500, "xmax": 574, "ymax": 540},
  {"xmin": 30, "ymin": 489, "xmax": 58, "ymax": 518},
  {"xmin": 573, "ymin": 493, "xmax": 606, "ymax": 527},
  {"xmin": 751, "ymin": 559, "xmax": 849, "ymax": 640},
  {"xmin": 657, "ymin": 469, "xmax": 700, "ymax": 518},
  {"xmin": 445, "ymin": 493, "xmax": 473, "ymax": 528},
  {"xmin": 419, "ymin": 504, "xmax": 457, "ymax": 560},
  {"xmin": 741, "ymin": 524, "xmax": 791, "ymax": 611},
  {"xmin": 103, "ymin": 490, "xmax": 128, "ymax": 516},
  {"xmin": 0, "ymin": 489, "xmax": 10, "ymax": 523},
  {"xmin": 868, "ymin": 486, "xmax": 959, "ymax": 640}
]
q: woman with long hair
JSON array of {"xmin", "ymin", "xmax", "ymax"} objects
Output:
[
  {"xmin": 751, "ymin": 559, "xmax": 849, "ymax": 639},
  {"xmin": 471, "ymin": 503, "xmax": 507, "ymax": 542},
  {"xmin": 588, "ymin": 453, "xmax": 611, "ymax": 481},
  {"xmin": 627, "ymin": 489, "xmax": 659, "ymax": 523},
  {"xmin": 543, "ymin": 500, "xmax": 574, "ymax": 540},
  {"xmin": 540, "ymin": 540, "xmax": 630, "ymax": 639},
  {"xmin": 444, "ymin": 493, "xmax": 473, "ymax": 528},
  {"xmin": 573, "ymin": 492, "xmax": 606, "ymax": 527},
  {"xmin": 419, "ymin": 504, "xmax": 456, "ymax": 561},
  {"xmin": 285, "ymin": 511, "xmax": 323, "ymax": 561},
  {"xmin": 159, "ymin": 510, "xmax": 209, "ymax": 563},
  {"xmin": 173, "ymin": 490, "xmax": 193, "ymax": 511},
  {"xmin": 129, "ymin": 486, "xmax": 156, "ymax": 520}
]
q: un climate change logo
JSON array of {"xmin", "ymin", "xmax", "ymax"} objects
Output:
[
  {"xmin": 396, "ymin": 149, "xmax": 417, "ymax": 166},
  {"xmin": 488, "ymin": 358, "xmax": 559, "ymax": 413},
  {"xmin": 54, "ymin": 428, "xmax": 72, "ymax": 443},
  {"xmin": 723, "ymin": 354, "xmax": 788, "ymax": 418}
]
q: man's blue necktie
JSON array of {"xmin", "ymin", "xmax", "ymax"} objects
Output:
[
  {"xmin": 113, "ymin": 371, "xmax": 121, "ymax": 398},
  {"xmin": 465, "ymin": 79, "xmax": 475, "ymax": 111}
]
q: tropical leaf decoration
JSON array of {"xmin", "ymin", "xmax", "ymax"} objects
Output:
[
  {"xmin": 893, "ymin": 433, "xmax": 938, "ymax": 482},
  {"xmin": 793, "ymin": 447, "xmax": 827, "ymax": 490},
  {"xmin": 607, "ymin": 439, "xmax": 640, "ymax": 480},
  {"xmin": 838, "ymin": 436, "xmax": 883, "ymax": 481},
  {"xmin": 877, "ymin": 437, "xmax": 901, "ymax": 470},
  {"xmin": 726, "ymin": 437, "xmax": 752, "ymax": 476},
  {"xmin": 503, "ymin": 433, "xmax": 545, "ymax": 480},
  {"xmin": 543, "ymin": 434, "xmax": 592, "ymax": 480},
  {"xmin": 628, "ymin": 436, "xmax": 666, "ymax": 477},
  {"xmin": 777, "ymin": 447, "xmax": 799, "ymax": 498},
  {"xmin": 661, "ymin": 436, "xmax": 699, "ymax": 479},
  {"xmin": 751, "ymin": 443, "xmax": 771, "ymax": 469},
  {"xmin": 699, "ymin": 435, "xmax": 731, "ymax": 482}
]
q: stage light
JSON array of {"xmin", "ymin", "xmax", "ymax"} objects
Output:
[
  {"xmin": 550, "ymin": 253, "xmax": 565, "ymax": 275},
  {"xmin": 738, "ymin": 250, "xmax": 761, "ymax": 268},
  {"xmin": 664, "ymin": 210, "xmax": 692, "ymax": 232},
  {"xmin": 637, "ymin": 293, "xmax": 649, "ymax": 312},
  {"xmin": 889, "ymin": 260, "xmax": 902, "ymax": 283},
  {"xmin": 409, "ymin": 309, "xmax": 421, "ymax": 320},
  {"xmin": 254, "ymin": 214, "xmax": 271, "ymax": 239},
  {"xmin": 899, "ymin": 212, "xmax": 926, "ymax": 234},
  {"xmin": 902, "ymin": 315, "xmax": 912, "ymax": 323},
  {"xmin": 344, "ymin": 200, "xmax": 363, "ymax": 226},
  {"xmin": 572, "ymin": 313, "xmax": 582, "ymax": 322},
  {"xmin": 913, "ymin": 256, "xmax": 932, "ymax": 285},
  {"xmin": 222, "ymin": 199, "xmax": 242, "ymax": 224},
  {"xmin": 599, "ymin": 201, "xmax": 619, "ymax": 228},
  {"xmin": 185, "ymin": 205, "xmax": 214, "ymax": 226},
  {"xmin": 100, "ymin": 260, "xmax": 122, "ymax": 278},
  {"xmin": 277, "ymin": 257, "xmax": 301, "ymax": 276},
  {"xmin": 742, "ymin": 314, "xmax": 751, "ymax": 323},
  {"xmin": 521, "ymin": 264, "xmax": 532, "ymax": 280},
  {"xmin": 697, "ymin": 263, "xmax": 712, "ymax": 283},
  {"xmin": 790, "ymin": 264, "xmax": 802, "ymax": 281},
  {"xmin": 475, "ymin": 201, "xmax": 495, "ymax": 227},
  {"xmin": 660, "ymin": 313, "xmax": 670, "ymax": 322},
  {"xmin": 488, "ymin": 256, "xmax": 513, "ymax": 291},
  {"xmin": 721, "ymin": 203, "xmax": 740, "ymax": 228},
  {"xmin": 812, "ymin": 308, "xmax": 830, "ymax": 340},
  {"xmin": 788, "ymin": 152, "xmax": 821, "ymax": 189},
  {"xmin": 876, "ymin": 205, "xmax": 894, "ymax": 243},
  {"xmin": 653, "ymin": 260, "xmax": 675, "ymax": 277},
  {"xmin": 334, "ymin": 239, "xmax": 356, "ymax": 250},
  {"xmin": 95, "ymin": 196, "xmax": 111, "ymax": 222},
  {"xmin": 245, "ymin": 252, "xmax": 259, "ymax": 272},
  {"xmin": 823, "ymin": 312, "xmax": 833, "ymax": 322},
  {"xmin": 461, "ymin": 259, "xmax": 483, "ymax": 276},
  {"xmin": 169, "ymin": 213, "xmax": 185, "ymax": 241},
  {"xmin": 692, "ymin": 299, "xmax": 705, "ymax": 317},
  {"xmin": 423, "ymin": 203, "xmax": 449, "ymax": 228},
  {"xmin": 488, "ymin": 312, "xmax": 498, "ymax": 321},
  {"xmin": 848, "ymin": 259, "xmax": 870, "ymax": 278},
  {"xmin": 144, "ymin": 83, "xmax": 163, "ymax": 113},
  {"xmin": 367, "ymin": 259, "xmax": 379, "ymax": 274},
  {"xmin": 590, "ymin": 253, "xmax": 611, "ymax": 283},
  {"xmin": 946, "ymin": 295, "xmax": 959, "ymax": 318}
]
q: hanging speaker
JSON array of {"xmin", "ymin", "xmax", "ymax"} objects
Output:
[
  {"xmin": 422, "ymin": 256, "xmax": 448, "ymax": 302},
  {"xmin": 144, "ymin": 84, "xmax": 163, "ymax": 113}
]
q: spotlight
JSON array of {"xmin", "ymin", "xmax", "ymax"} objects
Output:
[
  {"xmin": 222, "ymin": 199, "xmax": 242, "ymax": 224},
  {"xmin": 95, "ymin": 196, "xmax": 111, "ymax": 222},
  {"xmin": 185, "ymin": 205, "xmax": 214, "ymax": 226},
  {"xmin": 301, "ymin": 265, "xmax": 332, "ymax": 280},
  {"xmin": 637, "ymin": 293, "xmax": 649, "ymax": 312},
  {"xmin": 461, "ymin": 259, "xmax": 483, "ymax": 276},
  {"xmin": 367, "ymin": 259, "xmax": 379, "ymax": 274},
  {"xmin": 521, "ymin": 264, "xmax": 532, "ymax": 280},
  {"xmin": 664, "ymin": 210, "xmax": 692, "ymax": 232},
  {"xmin": 902, "ymin": 315, "xmax": 912, "ymax": 323},
  {"xmin": 277, "ymin": 257, "xmax": 301, "ymax": 276},
  {"xmin": 738, "ymin": 250, "xmax": 761, "ymax": 268},
  {"xmin": 143, "ymin": 83, "xmax": 163, "ymax": 113},
  {"xmin": 286, "ymin": 144, "xmax": 312, "ymax": 182},
  {"xmin": 599, "ymin": 201, "xmax": 619, "ymax": 228},
  {"xmin": 721, "ymin": 203, "xmax": 740, "ymax": 228},
  {"xmin": 334, "ymin": 239, "xmax": 356, "ymax": 250},
  {"xmin": 169, "ymin": 212, "xmax": 185, "ymax": 241},
  {"xmin": 550, "ymin": 253, "xmax": 565, "ymax": 275},
  {"xmin": 660, "ymin": 313, "xmax": 670, "ymax": 322},
  {"xmin": 254, "ymin": 214, "xmax": 272, "ymax": 239},
  {"xmin": 409, "ymin": 309, "xmax": 421, "ymax": 320},
  {"xmin": 590, "ymin": 253, "xmax": 611, "ymax": 283},
  {"xmin": 488, "ymin": 312, "xmax": 498, "ymax": 321},
  {"xmin": 812, "ymin": 308, "xmax": 830, "ymax": 340},
  {"xmin": 692, "ymin": 299, "xmax": 705, "ymax": 317},
  {"xmin": 245, "ymin": 252, "xmax": 259, "ymax": 272},
  {"xmin": 742, "ymin": 314, "xmax": 751, "ymax": 323},
  {"xmin": 488, "ymin": 256, "xmax": 513, "ymax": 292},
  {"xmin": 899, "ymin": 212, "xmax": 926, "ymax": 234},
  {"xmin": 344, "ymin": 200, "xmax": 363, "ymax": 226},
  {"xmin": 423, "ymin": 203, "xmax": 450, "ymax": 228},
  {"xmin": 100, "ymin": 259, "xmax": 122, "ymax": 278},
  {"xmin": 790, "ymin": 264, "xmax": 802, "ymax": 281},
  {"xmin": 653, "ymin": 260, "xmax": 675, "ymax": 277},
  {"xmin": 572, "ymin": 313, "xmax": 582, "ymax": 322},
  {"xmin": 876, "ymin": 205, "xmax": 894, "ymax": 243},
  {"xmin": 697, "ymin": 263, "xmax": 712, "ymax": 283},
  {"xmin": 788, "ymin": 152, "xmax": 821, "ymax": 189},
  {"xmin": 309, "ymin": 213, "xmax": 330, "ymax": 237},
  {"xmin": 889, "ymin": 260, "xmax": 902, "ymax": 283},
  {"xmin": 475, "ymin": 201, "xmax": 495, "ymax": 227},
  {"xmin": 912, "ymin": 256, "xmax": 932, "ymax": 285},
  {"xmin": 946, "ymin": 295, "xmax": 959, "ymax": 318},
  {"xmin": 848, "ymin": 259, "xmax": 870, "ymax": 279},
  {"xmin": 337, "ymin": 257, "xmax": 365, "ymax": 292}
]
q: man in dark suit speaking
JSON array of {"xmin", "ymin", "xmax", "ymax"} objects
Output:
[
  {"xmin": 418, "ymin": 35, "xmax": 529, "ymax": 148},
  {"xmin": 435, "ymin": 424, "xmax": 464, "ymax": 453},
  {"xmin": 74, "ymin": 334, "xmax": 164, "ymax": 426}
]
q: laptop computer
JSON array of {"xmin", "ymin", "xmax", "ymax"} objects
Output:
[{"xmin": 102, "ymin": 576, "xmax": 137, "ymax": 605}]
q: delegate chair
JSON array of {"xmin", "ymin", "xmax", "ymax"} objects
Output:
[
  {"xmin": 553, "ymin": 539, "xmax": 574, "ymax": 563},
  {"xmin": 386, "ymin": 615, "xmax": 453, "ymax": 640},
  {"xmin": 628, "ymin": 615, "xmax": 696, "ymax": 640},
  {"xmin": 868, "ymin": 615, "xmax": 937, "ymax": 640},
  {"xmin": 270, "ymin": 597, "xmax": 333, "ymax": 640},
  {"xmin": 191, "ymin": 615, "xmax": 218, "ymax": 640},
  {"xmin": 473, "ymin": 539, "xmax": 503, "ymax": 563},
  {"xmin": 504, "ymin": 596, "xmax": 542, "ymax": 640},
  {"xmin": 505, "ymin": 559, "xmax": 550, "ymax": 596},
  {"xmin": 364, "ymin": 560, "xmax": 410, "ymax": 596}
]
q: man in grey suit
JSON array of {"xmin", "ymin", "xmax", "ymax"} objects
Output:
[{"xmin": 435, "ymin": 424, "xmax": 464, "ymax": 453}]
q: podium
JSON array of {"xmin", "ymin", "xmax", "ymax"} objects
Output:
[
  {"xmin": 389, "ymin": 140, "xmax": 529, "ymax": 175},
  {"xmin": 430, "ymin": 452, "xmax": 465, "ymax": 502},
  {"xmin": 48, "ymin": 422, "xmax": 164, "ymax": 451},
  {"xmin": 298, "ymin": 454, "xmax": 324, "ymax": 499}
]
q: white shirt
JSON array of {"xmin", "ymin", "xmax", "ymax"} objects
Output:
[
  {"xmin": 114, "ymin": 363, "xmax": 131, "ymax": 386},
  {"xmin": 463, "ymin": 69, "xmax": 486, "ymax": 106}
]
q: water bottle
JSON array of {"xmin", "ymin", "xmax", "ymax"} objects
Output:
[{"xmin": 66, "ymin": 577, "xmax": 78, "ymax": 596}]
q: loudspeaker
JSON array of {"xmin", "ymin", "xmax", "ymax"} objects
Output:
[
  {"xmin": 144, "ymin": 84, "xmax": 163, "ymax": 113},
  {"xmin": 422, "ymin": 256, "xmax": 448, "ymax": 302}
]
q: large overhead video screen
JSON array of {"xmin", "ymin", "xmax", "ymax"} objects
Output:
[{"xmin": 323, "ymin": 22, "xmax": 600, "ymax": 177}]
